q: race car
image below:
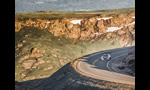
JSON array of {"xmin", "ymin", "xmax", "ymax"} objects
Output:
[{"xmin": 100, "ymin": 53, "xmax": 111, "ymax": 61}]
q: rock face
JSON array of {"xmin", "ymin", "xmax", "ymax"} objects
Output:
[
  {"xmin": 22, "ymin": 60, "xmax": 36, "ymax": 70},
  {"xmin": 15, "ymin": 62, "xmax": 134, "ymax": 90},
  {"xmin": 116, "ymin": 47, "xmax": 135, "ymax": 76},
  {"xmin": 15, "ymin": 12, "xmax": 135, "ymax": 45},
  {"xmin": 123, "ymin": 47, "xmax": 135, "ymax": 75}
]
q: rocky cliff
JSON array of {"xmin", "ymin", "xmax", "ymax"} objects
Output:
[
  {"xmin": 15, "ymin": 12, "xmax": 135, "ymax": 47},
  {"xmin": 119, "ymin": 47, "xmax": 135, "ymax": 76}
]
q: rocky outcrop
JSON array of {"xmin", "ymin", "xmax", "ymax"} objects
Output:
[
  {"xmin": 15, "ymin": 21, "xmax": 22, "ymax": 32},
  {"xmin": 122, "ymin": 47, "xmax": 135, "ymax": 75},
  {"xmin": 15, "ymin": 12, "xmax": 135, "ymax": 46},
  {"xmin": 115, "ymin": 47, "xmax": 135, "ymax": 76}
]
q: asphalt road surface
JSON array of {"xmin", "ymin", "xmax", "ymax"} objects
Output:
[
  {"xmin": 76, "ymin": 46, "xmax": 135, "ymax": 85},
  {"xmin": 15, "ymin": 0, "xmax": 135, "ymax": 13}
]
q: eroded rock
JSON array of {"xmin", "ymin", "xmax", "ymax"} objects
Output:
[
  {"xmin": 15, "ymin": 12, "xmax": 135, "ymax": 41},
  {"xmin": 22, "ymin": 60, "xmax": 36, "ymax": 70}
]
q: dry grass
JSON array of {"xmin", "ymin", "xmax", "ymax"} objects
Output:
[
  {"xmin": 15, "ymin": 8, "xmax": 135, "ymax": 21},
  {"xmin": 15, "ymin": 26, "xmax": 125, "ymax": 81}
]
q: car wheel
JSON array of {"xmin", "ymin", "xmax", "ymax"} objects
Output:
[{"xmin": 109, "ymin": 57, "xmax": 111, "ymax": 60}]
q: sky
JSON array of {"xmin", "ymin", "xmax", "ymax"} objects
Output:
[{"xmin": 15, "ymin": 0, "xmax": 135, "ymax": 13}]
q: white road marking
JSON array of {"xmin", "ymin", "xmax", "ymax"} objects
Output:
[
  {"xmin": 76, "ymin": 47, "xmax": 135, "ymax": 85},
  {"xmin": 92, "ymin": 57, "xmax": 102, "ymax": 65},
  {"xmin": 88, "ymin": 50, "xmax": 110, "ymax": 58},
  {"xmin": 92, "ymin": 49, "xmax": 130, "ymax": 65},
  {"xmin": 78, "ymin": 60, "xmax": 113, "ymax": 79},
  {"xmin": 77, "ymin": 57, "xmax": 134, "ymax": 84},
  {"xmin": 106, "ymin": 53, "xmax": 127, "ymax": 71},
  {"xmin": 88, "ymin": 46, "xmax": 133, "ymax": 58}
]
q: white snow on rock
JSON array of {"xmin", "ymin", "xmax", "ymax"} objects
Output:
[
  {"xmin": 95, "ymin": 32, "xmax": 103, "ymax": 35},
  {"xmin": 97, "ymin": 17, "xmax": 112, "ymax": 21},
  {"xmin": 132, "ymin": 16, "xmax": 135, "ymax": 18},
  {"xmin": 95, "ymin": 32, "xmax": 99, "ymax": 34},
  {"xmin": 31, "ymin": 22, "xmax": 36, "ymax": 24},
  {"xmin": 106, "ymin": 27, "xmax": 123, "ymax": 32},
  {"xmin": 70, "ymin": 19, "xmax": 82, "ymax": 24},
  {"xmin": 126, "ymin": 21, "xmax": 135, "ymax": 27},
  {"xmin": 46, "ymin": 21, "xmax": 50, "ymax": 24},
  {"xmin": 45, "ymin": 21, "xmax": 51, "ymax": 29},
  {"xmin": 94, "ymin": 16, "xmax": 135, "ymax": 34},
  {"xmin": 106, "ymin": 21, "xmax": 135, "ymax": 32}
]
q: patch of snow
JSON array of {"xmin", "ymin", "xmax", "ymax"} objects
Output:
[
  {"xmin": 97, "ymin": 17, "xmax": 112, "ymax": 21},
  {"xmin": 95, "ymin": 32, "xmax": 99, "ymax": 34},
  {"xmin": 106, "ymin": 27, "xmax": 123, "ymax": 32},
  {"xmin": 45, "ymin": 25, "xmax": 48, "ymax": 28},
  {"xmin": 96, "ymin": 18, "xmax": 102, "ymax": 21},
  {"xmin": 125, "ymin": 21, "xmax": 135, "ymax": 27},
  {"xmin": 46, "ymin": 21, "xmax": 50, "ymax": 24},
  {"xmin": 95, "ymin": 32, "xmax": 103, "ymax": 35},
  {"xmin": 132, "ymin": 16, "xmax": 135, "ymax": 19},
  {"xmin": 70, "ymin": 19, "xmax": 82, "ymax": 25},
  {"xmin": 45, "ymin": 22, "xmax": 50, "ymax": 28}
]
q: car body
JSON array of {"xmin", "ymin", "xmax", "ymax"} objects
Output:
[{"xmin": 101, "ymin": 54, "xmax": 111, "ymax": 61}]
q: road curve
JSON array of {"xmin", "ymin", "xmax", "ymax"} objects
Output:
[{"xmin": 76, "ymin": 46, "xmax": 135, "ymax": 85}]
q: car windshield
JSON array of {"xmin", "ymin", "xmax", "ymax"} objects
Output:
[{"xmin": 103, "ymin": 54, "xmax": 108, "ymax": 57}]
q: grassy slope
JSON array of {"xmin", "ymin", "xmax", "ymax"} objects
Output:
[
  {"xmin": 15, "ymin": 8, "xmax": 135, "ymax": 82},
  {"xmin": 15, "ymin": 8, "xmax": 135, "ymax": 20},
  {"xmin": 15, "ymin": 26, "xmax": 124, "ymax": 81}
]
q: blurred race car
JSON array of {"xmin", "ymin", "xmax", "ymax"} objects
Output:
[{"xmin": 101, "ymin": 54, "xmax": 111, "ymax": 61}]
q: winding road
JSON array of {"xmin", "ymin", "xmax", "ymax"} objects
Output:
[{"xmin": 76, "ymin": 46, "xmax": 135, "ymax": 85}]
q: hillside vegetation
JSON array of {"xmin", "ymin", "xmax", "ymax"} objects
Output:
[
  {"xmin": 15, "ymin": 26, "xmax": 126, "ymax": 81},
  {"xmin": 15, "ymin": 7, "xmax": 135, "ymax": 85},
  {"xmin": 15, "ymin": 8, "xmax": 135, "ymax": 20}
]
